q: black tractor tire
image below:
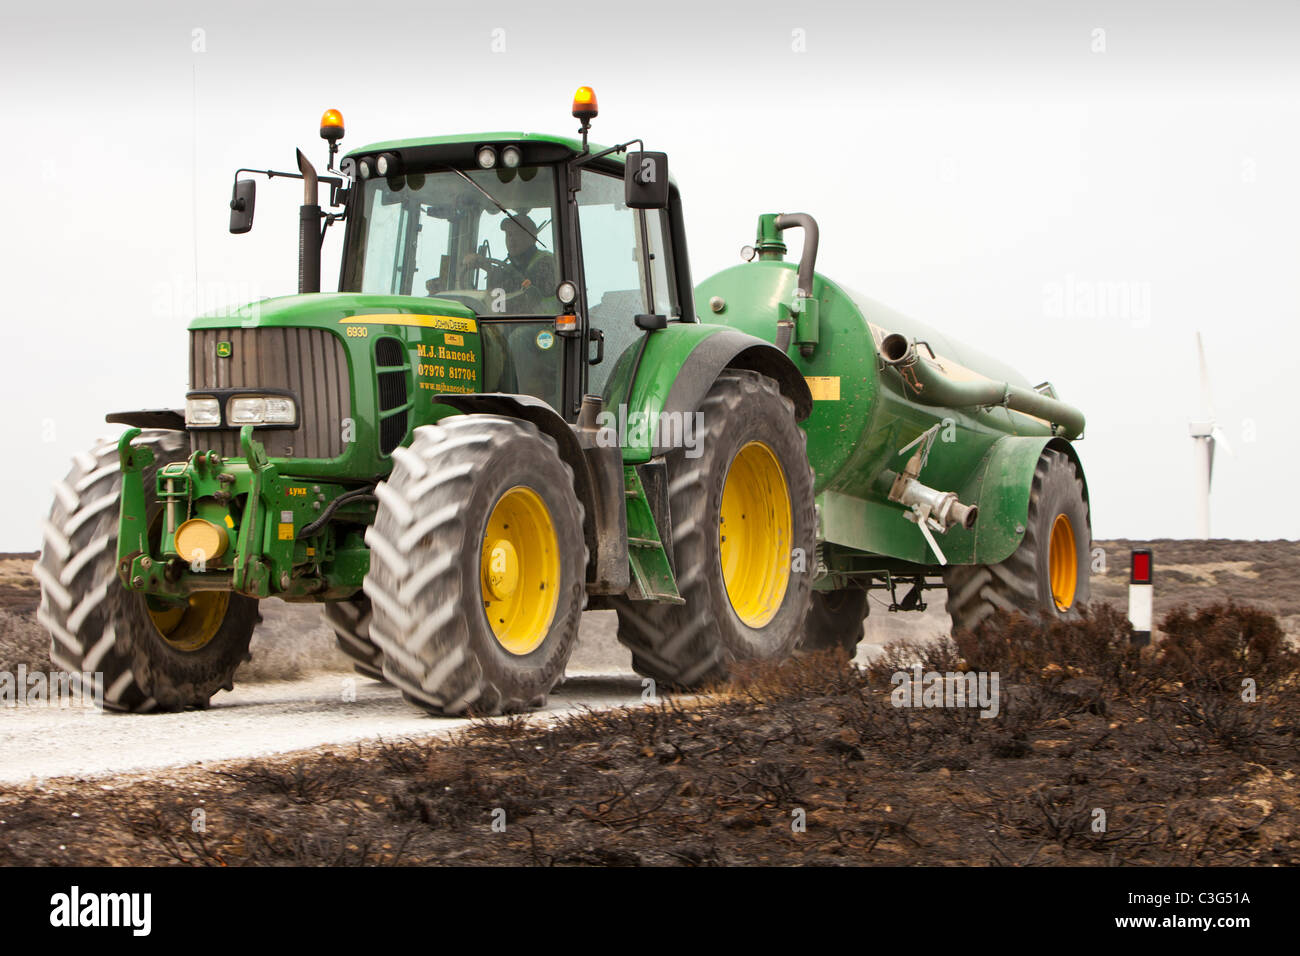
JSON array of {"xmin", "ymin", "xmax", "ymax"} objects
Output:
[
  {"xmin": 611, "ymin": 370, "xmax": 817, "ymax": 688},
  {"xmin": 944, "ymin": 447, "xmax": 1091, "ymax": 633},
  {"xmin": 324, "ymin": 595, "xmax": 385, "ymax": 681},
  {"xmin": 364, "ymin": 415, "xmax": 587, "ymax": 716},
  {"xmin": 800, "ymin": 588, "xmax": 870, "ymax": 656},
  {"xmin": 36, "ymin": 430, "xmax": 259, "ymax": 712}
]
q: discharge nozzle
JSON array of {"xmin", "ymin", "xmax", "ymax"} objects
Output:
[
  {"xmin": 892, "ymin": 477, "xmax": 978, "ymax": 532},
  {"xmin": 886, "ymin": 423, "xmax": 979, "ymax": 565}
]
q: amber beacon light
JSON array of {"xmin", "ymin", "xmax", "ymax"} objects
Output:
[
  {"xmin": 571, "ymin": 86, "xmax": 598, "ymax": 122},
  {"xmin": 319, "ymin": 108, "xmax": 345, "ymax": 141}
]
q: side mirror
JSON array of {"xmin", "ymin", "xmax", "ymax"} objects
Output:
[
  {"xmin": 229, "ymin": 179, "xmax": 256, "ymax": 234},
  {"xmin": 624, "ymin": 151, "xmax": 669, "ymax": 209}
]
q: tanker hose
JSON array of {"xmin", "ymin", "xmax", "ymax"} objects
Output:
[
  {"xmin": 773, "ymin": 213, "xmax": 819, "ymax": 299},
  {"xmin": 879, "ymin": 332, "xmax": 1087, "ymax": 440},
  {"xmin": 773, "ymin": 213, "xmax": 818, "ymax": 354}
]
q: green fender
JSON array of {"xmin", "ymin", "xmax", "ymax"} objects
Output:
[
  {"xmin": 601, "ymin": 323, "xmax": 812, "ymax": 464},
  {"xmin": 946, "ymin": 435, "xmax": 1090, "ymax": 566}
]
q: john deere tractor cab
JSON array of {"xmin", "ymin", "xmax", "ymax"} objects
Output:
[{"xmin": 38, "ymin": 87, "xmax": 1092, "ymax": 716}]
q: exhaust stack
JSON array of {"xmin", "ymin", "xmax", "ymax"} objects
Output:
[{"xmin": 296, "ymin": 149, "xmax": 322, "ymax": 294}]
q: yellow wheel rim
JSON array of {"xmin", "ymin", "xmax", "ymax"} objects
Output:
[
  {"xmin": 1048, "ymin": 513, "xmax": 1078, "ymax": 611},
  {"xmin": 147, "ymin": 592, "xmax": 230, "ymax": 652},
  {"xmin": 481, "ymin": 486, "xmax": 560, "ymax": 656},
  {"xmin": 719, "ymin": 441, "xmax": 792, "ymax": 629}
]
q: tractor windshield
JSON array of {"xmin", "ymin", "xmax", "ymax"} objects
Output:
[{"xmin": 342, "ymin": 165, "xmax": 561, "ymax": 316}]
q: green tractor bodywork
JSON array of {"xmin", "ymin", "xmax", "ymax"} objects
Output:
[
  {"xmin": 59, "ymin": 108, "xmax": 1089, "ymax": 713},
  {"xmin": 115, "ymin": 293, "xmax": 483, "ymax": 603},
  {"xmin": 111, "ymin": 128, "xmax": 1087, "ymax": 612},
  {"xmin": 109, "ymin": 132, "xmax": 828, "ymax": 614}
]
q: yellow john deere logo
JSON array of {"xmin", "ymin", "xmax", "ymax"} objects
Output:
[{"xmin": 216, "ymin": 342, "xmax": 232, "ymax": 358}]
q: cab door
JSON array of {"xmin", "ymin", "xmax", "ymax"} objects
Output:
[{"xmin": 572, "ymin": 170, "xmax": 680, "ymax": 400}]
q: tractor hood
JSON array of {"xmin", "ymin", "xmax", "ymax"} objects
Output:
[{"xmin": 188, "ymin": 293, "xmax": 478, "ymax": 331}]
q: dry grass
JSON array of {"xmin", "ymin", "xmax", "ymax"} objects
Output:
[
  {"xmin": 1092, "ymin": 539, "xmax": 1300, "ymax": 626},
  {"xmin": 3, "ymin": 600, "xmax": 1298, "ymax": 866}
]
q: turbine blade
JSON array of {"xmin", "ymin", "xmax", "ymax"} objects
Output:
[
  {"xmin": 1196, "ymin": 331, "xmax": 1216, "ymax": 421},
  {"xmin": 1211, "ymin": 425, "xmax": 1234, "ymax": 458}
]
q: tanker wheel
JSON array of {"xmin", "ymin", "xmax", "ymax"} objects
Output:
[
  {"xmin": 324, "ymin": 595, "xmax": 385, "ymax": 681},
  {"xmin": 611, "ymin": 370, "xmax": 816, "ymax": 688},
  {"xmin": 943, "ymin": 447, "xmax": 1090, "ymax": 632},
  {"xmin": 35, "ymin": 430, "xmax": 259, "ymax": 712},
  {"xmin": 799, "ymin": 587, "xmax": 869, "ymax": 656},
  {"xmin": 364, "ymin": 415, "xmax": 587, "ymax": 716}
]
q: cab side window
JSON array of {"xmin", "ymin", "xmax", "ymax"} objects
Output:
[{"xmin": 577, "ymin": 172, "xmax": 678, "ymax": 397}]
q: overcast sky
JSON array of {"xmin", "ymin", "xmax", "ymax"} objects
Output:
[{"xmin": 3, "ymin": 0, "xmax": 1298, "ymax": 546}]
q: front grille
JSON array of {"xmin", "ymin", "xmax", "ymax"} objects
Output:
[
  {"xmin": 380, "ymin": 410, "xmax": 408, "ymax": 454},
  {"xmin": 375, "ymin": 337, "xmax": 404, "ymax": 367},
  {"xmin": 374, "ymin": 336, "xmax": 411, "ymax": 456},
  {"xmin": 189, "ymin": 327, "xmax": 350, "ymax": 460},
  {"xmin": 377, "ymin": 371, "xmax": 407, "ymax": 411}
]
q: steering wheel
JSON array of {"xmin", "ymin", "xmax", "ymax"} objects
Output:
[{"xmin": 458, "ymin": 239, "xmax": 500, "ymax": 288}]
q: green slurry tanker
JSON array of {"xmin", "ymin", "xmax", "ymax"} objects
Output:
[{"xmin": 37, "ymin": 90, "xmax": 1090, "ymax": 714}]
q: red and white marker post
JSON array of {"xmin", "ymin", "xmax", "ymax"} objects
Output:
[{"xmin": 1129, "ymin": 548, "xmax": 1153, "ymax": 646}]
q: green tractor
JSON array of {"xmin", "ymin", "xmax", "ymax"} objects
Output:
[{"xmin": 36, "ymin": 89, "xmax": 1090, "ymax": 714}]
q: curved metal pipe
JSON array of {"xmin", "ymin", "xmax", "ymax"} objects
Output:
[
  {"xmin": 296, "ymin": 148, "xmax": 318, "ymax": 205},
  {"xmin": 880, "ymin": 333, "xmax": 1086, "ymax": 439},
  {"xmin": 773, "ymin": 212, "xmax": 819, "ymax": 299}
]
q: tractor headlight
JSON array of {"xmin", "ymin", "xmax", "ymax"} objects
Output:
[
  {"xmin": 228, "ymin": 395, "xmax": 297, "ymax": 425},
  {"xmin": 185, "ymin": 397, "xmax": 221, "ymax": 426}
]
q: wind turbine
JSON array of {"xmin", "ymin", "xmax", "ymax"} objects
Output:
[{"xmin": 1189, "ymin": 332, "xmax": 1231, "ymax": 538}]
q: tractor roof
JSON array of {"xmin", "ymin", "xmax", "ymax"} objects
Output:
[
  {"xmin": 347, "ymin": 131, "xmax": 622, "ymax": 166},
  {"xmin": 345, "ymin": 131, "xmax": 677, "ymax": 186}
]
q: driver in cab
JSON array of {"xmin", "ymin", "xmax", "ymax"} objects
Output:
[{"xmin": 460, "ymin": 214, "xmax": 557, "ymax": 314}]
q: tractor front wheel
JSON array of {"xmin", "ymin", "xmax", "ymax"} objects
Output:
[
  {"xmin": 36, "ymin": 430, "xmax": 258, "ymax": 711},
  {"xmin": 324, "ymin": 595, "xmax": 385, "ymax": 681},
  {"xmin": 943, "ymin": 447, "xmax": 1091, "ymax": 632},
  {"xmin": 364, "ymin": 415, "xmax": 587, "ymax": 715}
]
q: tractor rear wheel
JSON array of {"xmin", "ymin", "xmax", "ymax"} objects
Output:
[
  {"xmin": 324, "ymin": 595, "xmax": 385, "ymax": 681},
  {"xmin": 612, "ymin": 370, "xmax": 816, "ymax": 688},
  {"xmin": 36, "ymin": 430, "xmax": 259, "ymax": 712},
  {"xmin": 364, "ymin": 415, "xmax": 587, "ymax": 715},
  {"xmin": 943, "ymin": 447, "xmax": 1090, "ymax": 632},
  {"xmin": 800, "ymin": 587, "xmax": 869, "ymax": 656}
]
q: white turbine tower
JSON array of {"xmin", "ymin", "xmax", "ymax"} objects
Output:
[{"xmin": 1189, "ymin": 332, "xmax": 1231, "ymax": 539}]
